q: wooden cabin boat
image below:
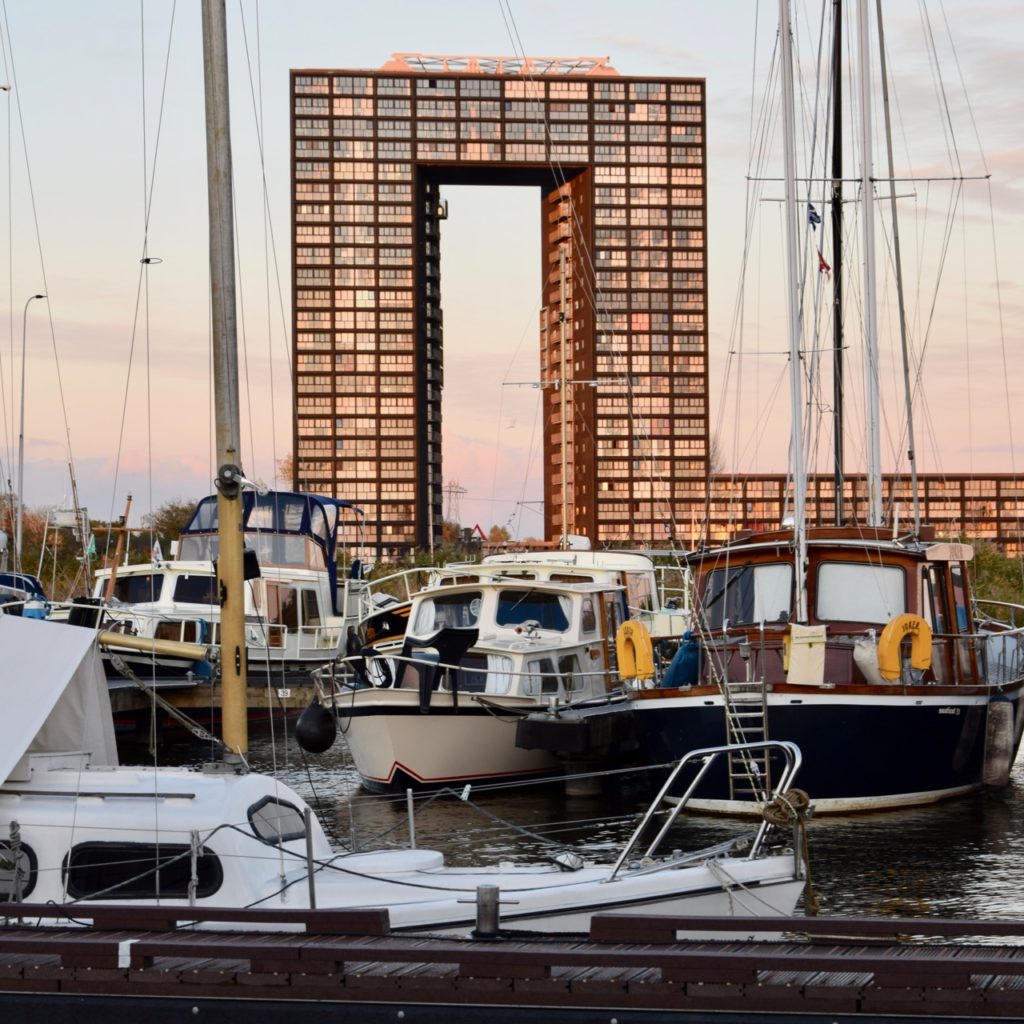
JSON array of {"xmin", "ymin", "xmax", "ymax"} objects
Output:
[{"xmin": 627, "ymin": 525, "xmax": 1024, "ymax": 813}]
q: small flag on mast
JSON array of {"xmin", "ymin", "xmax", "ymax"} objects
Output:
[{"xmin": 807, "ymin": 203, "xmax": 822, "ymax": 227}]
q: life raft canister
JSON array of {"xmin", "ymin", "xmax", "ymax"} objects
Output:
[
  {"xmin": 616, "ymin": 620, "xmax": 655, "ymax": 682},
  {"xmin": 876, "ymin": 613, "xmax": 932, "ymax": 681}
]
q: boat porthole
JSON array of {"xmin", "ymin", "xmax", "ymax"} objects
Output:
[{"xmin": 0, "ymin": 840, "xmax": 37, "ymax": 902}]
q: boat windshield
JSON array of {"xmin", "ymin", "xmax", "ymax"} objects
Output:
[
  {"xmin": 103, "ymin": 574, "xmax": 163, "ymax": 604},
  {"xmin": 496, "ymin": 589, "xmax": 571, "ymax": 632},
  {"xmin": 411, "ymin": 591, "xmax": 482, "ymax": 633},
  {"xmin": 173, "ymin": 574, "xmax": 217, "ymax": 604},
  {"xmin": 701, "ymin": 563, "xmax": 792, "ymax": 628}
]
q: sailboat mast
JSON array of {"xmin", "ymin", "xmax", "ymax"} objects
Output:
[
  {"xmin": 830, "ymin": 0, "xmax": 845, "ymax": 525},
  {"xmin": 779, "ymin": 0, "xmax": 808, "ymax": 622},
  {"xmin": 857, "ymin": 0, "xmax": 883, "ymax": 526},
  {"xmin": 558, "ymin": 245, "xmax": 569, "ymax": 551},
  {"xmin": 201, "ymin": 0, "xmax": 248, "ymax": 757},
  {"xmin": 875, "ymin": 0, "xmax": 921, "ymax": 534}
]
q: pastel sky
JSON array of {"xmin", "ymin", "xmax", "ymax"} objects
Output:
[{"xmin": 0, "ymin": 0, "xmax": 1020, "ymax": 540}]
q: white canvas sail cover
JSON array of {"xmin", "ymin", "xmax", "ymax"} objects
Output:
[{"xmin": 0, "ymin": 615, "xmax": 118, "ymax": 783}]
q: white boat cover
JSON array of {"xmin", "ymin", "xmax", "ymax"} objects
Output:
[{"xmin": 0, "ymin": 615, "xmax": 118, "ymax": 783}]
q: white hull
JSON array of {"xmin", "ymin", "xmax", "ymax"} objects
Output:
[
  {"xmin": 1, "ymin": 762, "xmax": 804, "ymax": 937},
  {"xmin": 341, "ymin": 689, "xmax": 560, "ymax": 789}
]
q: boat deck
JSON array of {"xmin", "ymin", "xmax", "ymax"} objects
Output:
[{"xmin": 2, "ymin": 905, "xmax": 1023, "ymax": 1021}]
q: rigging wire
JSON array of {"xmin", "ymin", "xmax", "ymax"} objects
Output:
[
  {"xmin": 0, "ymin": 16, "xmax": 12, "ymax": 531},
  {"xmin": 105, "ymin": 2, "xmax": 177, "ymax": 571},
  {"xmin": 236, "ymin": 0, "xmax": 293, "ymax": 490},
  {"xmin": 0, "ymin": 0, "xmax": 86, "ymax": 579}
]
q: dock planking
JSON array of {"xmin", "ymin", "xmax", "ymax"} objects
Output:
[{"xmin": 1, "ymin": 906, "xmax": 1023, "ymax": 1021}]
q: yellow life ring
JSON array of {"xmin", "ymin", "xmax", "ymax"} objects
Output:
[
  {"xmin": 616, "ymin": 620, "xmax": 655, "ymax": 682},
  {"xmin": 877, "ymin": 613, "xmax": 932, "ymax": 681}
]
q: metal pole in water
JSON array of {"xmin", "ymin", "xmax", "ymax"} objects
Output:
[{"xmin": 304, "ymin": 806, "xmax": 317, "ymax": 909}]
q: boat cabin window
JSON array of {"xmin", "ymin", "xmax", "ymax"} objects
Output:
[
  {"xmin": 551, "ymin": 572, "xmax": 593, "ymax": 584},
  {"xmin": 625, "ymin": 572, "xmax": 655, "ymax": 613},
  {"xmin": 248, "ymin": 533, "xmax": 318, "ymax": 570},
  {"xmin": 154, "ymin": 619, "xmax": 207, "ymax": 643},
  {"xmin": 63, "ymin": 842, "xmax": 223, "ymax": 900},
  {"xmin": 412, "ymin": 591, "xmax": 482, "ymax": 633},
  {"xmin": 950, "ymin": 564, "xmax": 970, "ymax": 632},
  {"xmin": 525, "ymin": 656, "xmax": 561, "ymax": 696},
  {"xmin": 105, "ymin": 573, "xmax": 162, "ymax": 604},
  {"xmin": 452, "ymin": 652, "xmax": 507, "ymax": 693},
  {"xmin": 815, "ymin": 562, "xmax": 905, "ymax": 623},
  {"xmin": 496, "ymin": 589, "xmax": 571, "ymax": 632},
  {"xmin": 266, "ymin": 583, "xmax": 299, "ymax": 631},
  {"xmin": 302, "ymin": 589, "xmax": 321, "ymax": 626},
  {"xmin": 581, "ymin": 597, "xmax": 597, "ymax": 634},
  {"xmin": 0, "ymin": 840, "xmax": 36, "ymax": 901},
  {"xmin": 559, "ymin": 653, "xmax": 585, "ymax": 694},
  {"xmin": 924, "ymin": 567, "xmax": 946, "ymax": 634},
  {"xmin": 248, "ymin": 796, "xmax": 307, "ymax": 845},
  {"xmin": 176, "ymin": 535, "xmax": 215, "ymax": 561},
  {"xmin": 702, "ymin": 563, "xmax": 792, "ymax": 628},
  {"xmin": 173, "ymin": 574, "xmax": 217, "ymax": 604}
]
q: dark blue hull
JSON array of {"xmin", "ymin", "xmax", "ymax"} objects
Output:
[{"xmin": 629, "ymin": 688, "xmax": 1023, "ymax": 812}]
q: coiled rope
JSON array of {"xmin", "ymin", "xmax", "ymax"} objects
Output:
[{"xmin": 761, "ymin": 787, "xmax": 818, "ymax": 915}]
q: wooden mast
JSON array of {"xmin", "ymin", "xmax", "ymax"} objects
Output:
[
  {"xmin": 102, "ymin": 493, "xmax": 133, "ymax": 603},
  {"xmin": 201, "ymin": 0, "xmax": 247, "ymax": 758}
]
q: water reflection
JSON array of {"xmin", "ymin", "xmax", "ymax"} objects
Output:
[{"xmin": 121, "ymin": 726, "xmax": 1024, "ymax": 922}]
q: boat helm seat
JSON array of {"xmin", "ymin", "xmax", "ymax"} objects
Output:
[{"xmin": 397, "ymin": 627, "xmax": 479, "ymax": 712}]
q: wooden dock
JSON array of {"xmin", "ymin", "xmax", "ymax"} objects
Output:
[{"xmin": 2, "ymin": 905, "xmax": 1024, "ymax": 1021}]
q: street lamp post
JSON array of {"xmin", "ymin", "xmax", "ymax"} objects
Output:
[{"xmin": 16, "ymin": 293, "xmax": 46, "ymax": 571}]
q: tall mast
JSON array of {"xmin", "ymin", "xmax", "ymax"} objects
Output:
[
  {"xmin": 779, "ymin": 0, "xmax": 807, "ymax": 622},
  {"xmin": 830, "ymin": 0, "xmax": 845, "ymax": 525},
  {"xmin": 558, "ymin": 245, "xmax": 569, "ymax": 551},
  {"xmin": 857, "ymin": 0, "xmax": 883, "ymax": 526},
  {"xmin": 876, "ymin": 0, "xmax": 921, "ymax": 534},
  {"xmin": 201, "ymin": 0, "xmax": 248, "ymax": 757}
]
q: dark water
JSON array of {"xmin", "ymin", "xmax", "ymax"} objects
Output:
[{"xmin": 123, "ymin": 723, "xmax": 1024, "ymax": 923}]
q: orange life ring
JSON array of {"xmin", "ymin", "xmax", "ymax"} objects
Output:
[
  {"xmin": 877, "ymin": 613, "xmax": 932, "ymax": 681},
  {"xmin": 616, "ymin": 620, "xmax": 655, "ymax": 682}
]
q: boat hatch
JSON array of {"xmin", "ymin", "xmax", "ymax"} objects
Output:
[{"xmin": 248, "ymin": 796, "xmax": 307, "ymax": 846}]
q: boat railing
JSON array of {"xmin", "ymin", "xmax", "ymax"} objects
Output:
[
  {"xmin": 323, "ymin": 650, "xmax": 619, "ymax": 700},
  {"xmin": 242, "ymin": 621, "xmax": 342, "ymax": 657},
  {"xmin": 340, "ymin": 566, "xmax": 433, "ymax": 622},
  {"xmin": 655, "ymin": 563, "xmax": 692, "ymax": 615},
  {"xmin": 974, "ymin": 598, "xmax": 1024, "ymax": 631},
  {"xmin": 606, "ymin": 740, "xmax": 803, "ymax": 881},
  {"xmin": 74, "ymin": 601, "xmax": 342, "ymax": 663},
  {"xmin": 680, "ymin": 620, "xmax": 1024, "ymax": 690}
]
